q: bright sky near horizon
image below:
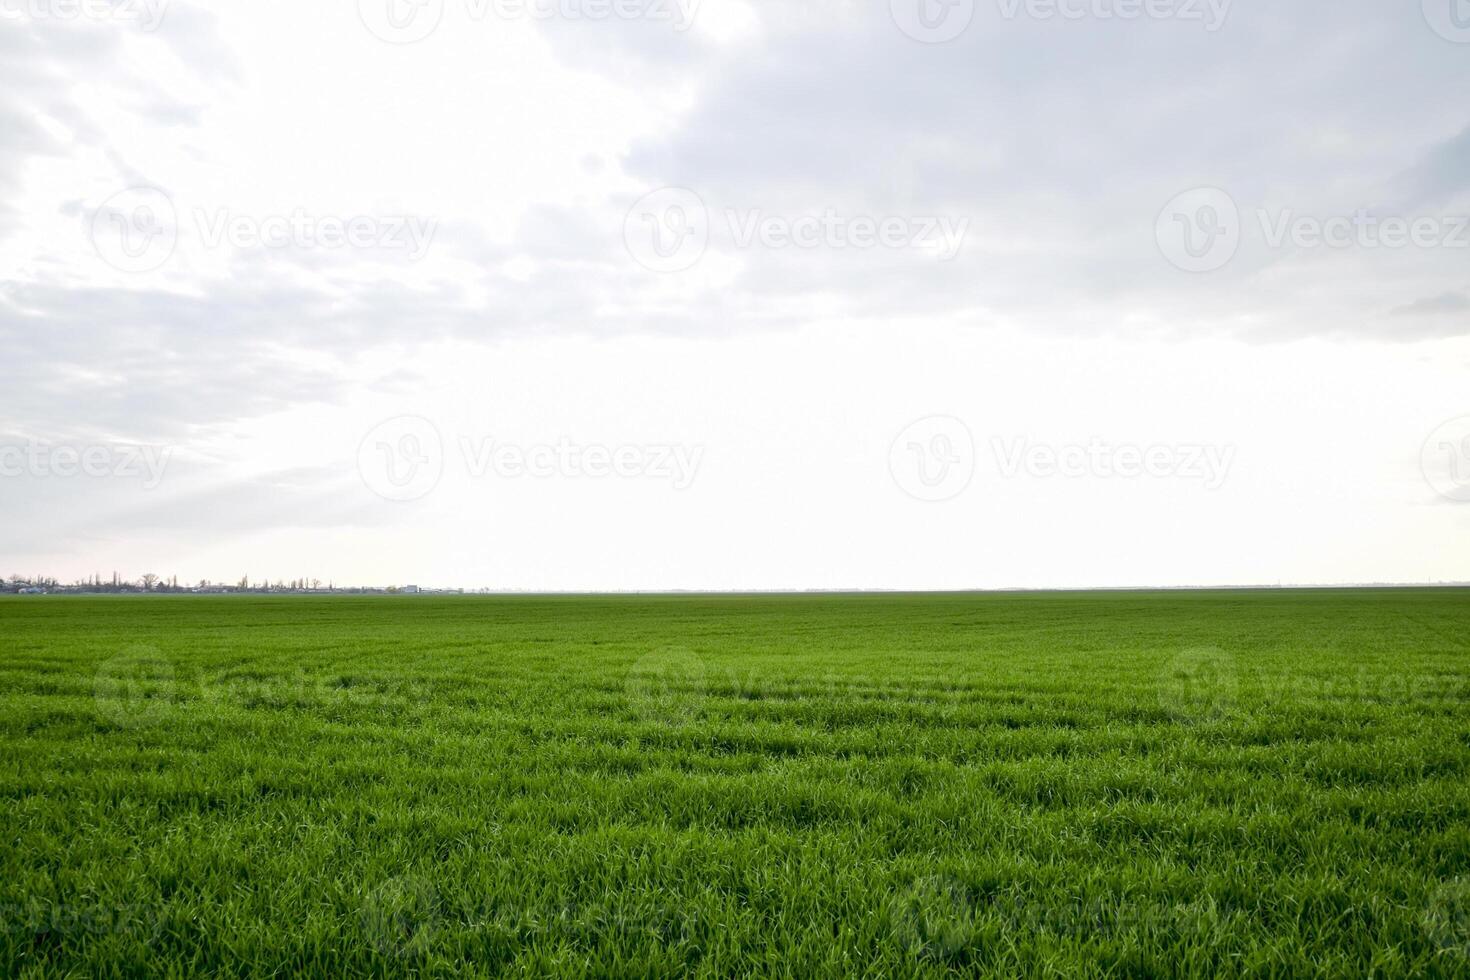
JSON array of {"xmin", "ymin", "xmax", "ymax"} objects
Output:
[{"xmin": 2, "ymin": 0, "xmax": 1468, "ymax": 589}]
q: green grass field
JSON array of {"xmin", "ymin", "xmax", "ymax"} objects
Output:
[{"xmin": 1, "ymin": 590, "xmax": 1468, "ymax": 977}]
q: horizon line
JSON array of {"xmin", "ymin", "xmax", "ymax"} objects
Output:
[{"xmin": 8, "ymin": 582, "xmax": 1470, "ymax": 596}]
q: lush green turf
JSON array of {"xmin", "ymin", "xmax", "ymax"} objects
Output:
[{"xmin": 1, "ymin": 590, "xmax": 1468, "ymax": 977}]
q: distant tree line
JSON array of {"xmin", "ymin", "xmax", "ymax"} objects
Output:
[
  {"xmin": 0, "ymin": 574, "xmax": 423, "ymax": 595},
  {"xmin": 0, "ymin": 572, "xmax": 477, "ymax": 595}
]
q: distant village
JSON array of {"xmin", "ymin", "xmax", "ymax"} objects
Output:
[{"xmin": 1, "ymin": 574, "xmax": 465, "ymax": 596}]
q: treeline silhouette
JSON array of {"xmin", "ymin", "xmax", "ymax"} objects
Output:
[{"xmin": 1, "ymin": 574, "xmax": 412, "ymax": 595}]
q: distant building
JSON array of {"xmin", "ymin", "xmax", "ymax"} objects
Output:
[{"xmin": 403, "ymin": 585, "xmax": 420, "ymax": 594}]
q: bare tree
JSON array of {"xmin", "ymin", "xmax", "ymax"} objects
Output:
[{"xmin": 141, "ymin": 573, "xmax": 159, "ymax": 591}]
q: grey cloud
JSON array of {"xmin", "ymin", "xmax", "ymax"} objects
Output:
[
  {"xmin": 0, "ymin": 461, "xmax": 394, "ymax": 556},
  {"xmin": 601, "ymin": 1, "xmax": 1470, "ymax": 341},
  {"xmin": 1393, "ymin": 293, "xmax": 1470, "ymax": 317},
  {"xmin": 0, "ymin": 282, "xmax": 355, "ymax": 442},
  {"xmin": 1396, "ymin": 124, "xmax": 1470, "ymax": 209},
  {"xmin": 102, "ymin": 463, "xmax": 391, "ymax": 534},
  {"xmin": 4, "ymin": 0, "xmax": 1470, "ymax": 480}
]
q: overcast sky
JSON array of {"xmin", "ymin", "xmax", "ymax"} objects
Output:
[{"xmin": 2, "ymin": 0, "xmax": 1468, "ymax": 590}]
